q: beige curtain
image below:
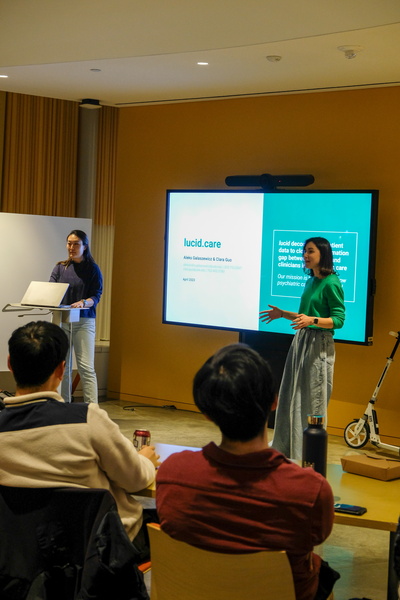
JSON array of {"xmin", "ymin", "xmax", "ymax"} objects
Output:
[
  {"xmin": 92, "ymin": 105, "xmax": 118, "ymax": 342},
  {"xmin": 94, "ymin": 105, "xmax": 117, "ymax": 227},
  {"xmin": 1, "ymin": 93, "xmax": 78, "ymax": 215},
  {"xmin": 0, "ymin": 93, "xmax": 6, "ymax": 197}
]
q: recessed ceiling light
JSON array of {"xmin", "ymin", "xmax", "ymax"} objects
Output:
[
  {"xmin": 266, "ymin": 55, "xmax": 282, "ymax": 63},
  {"xmin": 197, "ymin": 62, "xmax": 209, "ymax": 66},
  {"xmin": 90, "ymin": 68, "xmax": 102, "ymax": 72},
  {"xmin": 0, "ymin": 75, "xmax": 8, "ymax": 78}
]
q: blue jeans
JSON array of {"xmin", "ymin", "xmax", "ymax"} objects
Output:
[{"xmin": 61, "ymin": 318, "xmax": 98, "ymax": 404}]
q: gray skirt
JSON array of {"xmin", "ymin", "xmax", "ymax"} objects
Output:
[{"xmin": 271, "ymin": 327, "xmax": 335, "ymax": 460}]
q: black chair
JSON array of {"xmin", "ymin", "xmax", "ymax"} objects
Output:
[{"xmin": 0, "ymin": 485, "xmax": 148, "ymax": 600}]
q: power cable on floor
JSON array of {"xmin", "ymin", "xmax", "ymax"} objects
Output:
[{"xmin": 122, "ymin": 404, "xmax": 177, "ymax": 411}]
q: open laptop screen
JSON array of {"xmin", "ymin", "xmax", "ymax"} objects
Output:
[{"xmin": 20, "ymin": 281, "xmax": 69, "ymax": 308}]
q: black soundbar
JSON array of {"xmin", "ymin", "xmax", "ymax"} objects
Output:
[{"xmin": 225, "ymin": 173, "xmax": 315, "ymax": 189}]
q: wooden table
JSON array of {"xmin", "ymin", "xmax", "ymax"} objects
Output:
[
  {"xmin": 326, "ymin": 462, "xmax": 400, "ymax": 600},
  {"xmin": 137, "ymin": 445, "xmax": 400, "ymax": 599},
  {"xmin": 327, "ymin": 463, "xmax": 400, "ymax": 532}
]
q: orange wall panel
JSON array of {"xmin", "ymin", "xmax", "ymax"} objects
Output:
[{"xmin": 110, "ymin": 87, "xmax": 400, "ymax": 440}]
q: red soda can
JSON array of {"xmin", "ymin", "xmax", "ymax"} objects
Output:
[{"xmin": 133, "ymin": 429, "xmax": 151, "ymax": 449}]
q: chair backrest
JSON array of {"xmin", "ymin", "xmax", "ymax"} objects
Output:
[
  {"xmin": 147, "ymin": 523, "xmax": 296, "ymax": 600},
  {"xmin": 0, "ymin": 486, "xmax": 146, "ymax": 600}
]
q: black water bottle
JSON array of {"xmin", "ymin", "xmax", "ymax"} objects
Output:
[{"xmin": 302, "ymin": 415, "xmax": 327, "ymax": 477}]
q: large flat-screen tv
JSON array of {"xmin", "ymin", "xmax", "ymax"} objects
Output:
[{"xmin": 163, "ymin": 189, "xmax": 378, "ymax": 345}]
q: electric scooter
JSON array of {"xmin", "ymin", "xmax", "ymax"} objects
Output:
[{"xmin": 344, "ymin": 330, "xmax": 400, "ymax": 454}]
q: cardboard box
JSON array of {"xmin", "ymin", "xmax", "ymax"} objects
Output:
[{"xmin": 341, "ymin": 453, "xmax": 400, "ymax": 481}]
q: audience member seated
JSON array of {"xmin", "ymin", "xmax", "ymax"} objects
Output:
[
  {"xmin": 0, "ymin": 320, "xmax": 160, "ymax": 559},
  {"xmin": 156, "ymin": 343, "xmax": 338, "ymax": 600}
]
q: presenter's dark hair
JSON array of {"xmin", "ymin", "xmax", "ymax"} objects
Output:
[
  {"xmin": 193, "ymin": 343, "xmax": 276, "ymax": 441},
  {"xmin": 8, "ymin": 321, "xmax": 68, "ymax": 388},
  {"xmin": 67, "ymin": 230, "xmax": 95, "ymax": 263},
  {"xmin": 303, "ymin": 236, "xmax": 334, "ymax": 277}
]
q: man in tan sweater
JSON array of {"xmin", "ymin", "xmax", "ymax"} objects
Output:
[{"xmin": 0, "ymin": 320, "xmax": 159, "ymax": 549}]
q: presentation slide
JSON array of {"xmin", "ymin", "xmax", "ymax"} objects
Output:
[
  {"xmin": 259, "ymin": 192, "xmax": 373, "ymax": 342},
  {"xmin": 165, "ymin": 192, "xmax": 264, "ymax": 330},
  {"xmin": 163, "ymin": 190, "xmax": 377, "ymax": 344}
]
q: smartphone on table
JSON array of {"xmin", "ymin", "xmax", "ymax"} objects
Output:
[{"xmin": 334, "ymin": 503, "xmax": 367, "ymax": 516}]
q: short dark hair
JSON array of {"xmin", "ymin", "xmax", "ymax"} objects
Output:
[
  {"xmin": 303, "ymin": 236, "xmax": 334, "ymax": 277},
  {"xmin": 8, "ymin": 321, "xmax": 68, "ymax": 388},
  {"xmin": 193, "ymin": 344, "xmax": 276, "ymax": 442}
]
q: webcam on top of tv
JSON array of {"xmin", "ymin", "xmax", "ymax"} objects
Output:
[{"xmin": 225, "ymin": 173, "xmax": 315, "ymax": 190}]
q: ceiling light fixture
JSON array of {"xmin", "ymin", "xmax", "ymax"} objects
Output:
[
  {"xmin": 0, "ymin": 75, "xmax": 8, "ymax": 78},
  {"xmin": 337, "ymin": 45, "xmax": 364, "ymax": 60},
  {"xmin": 79, "ymin": 98, "xmax": 101, "ymax": 109},
  {"xmin": 197, "ymin": 62, "xmax": 209, "ymax": 66},
  {"xmin": 90, "ymin": 68, "xmax": 102, "ymax": 72},
  {"xmin": 266, "ymin": 55, "xmax": 282, "ymax": 63}
]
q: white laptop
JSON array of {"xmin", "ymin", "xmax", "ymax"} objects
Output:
[{"xmin": 20, "ymin": 281, "xmax": 70, "ymax": 308}]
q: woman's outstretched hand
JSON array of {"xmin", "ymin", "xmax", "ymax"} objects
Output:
[
  {"xmin": 291, "ymin": 314, "xmax": 312, "ymax": 330},
  {"xmin": 259, "ymin": 305, "xmax": 281, "ymax": 324}
]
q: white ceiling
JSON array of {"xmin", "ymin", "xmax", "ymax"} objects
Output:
[{"xmin": 0, "ymin": 0, "xmax": 400, "ymax": 106}]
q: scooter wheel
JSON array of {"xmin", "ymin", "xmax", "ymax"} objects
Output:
[{"xmin": 344, "ymin": 420, "xmax": 370, "ymax": 449}]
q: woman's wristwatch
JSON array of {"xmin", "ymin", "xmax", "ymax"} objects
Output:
[{"xmin": 81, "ymin": 299, "xmax": 87, "ymax": 307}]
